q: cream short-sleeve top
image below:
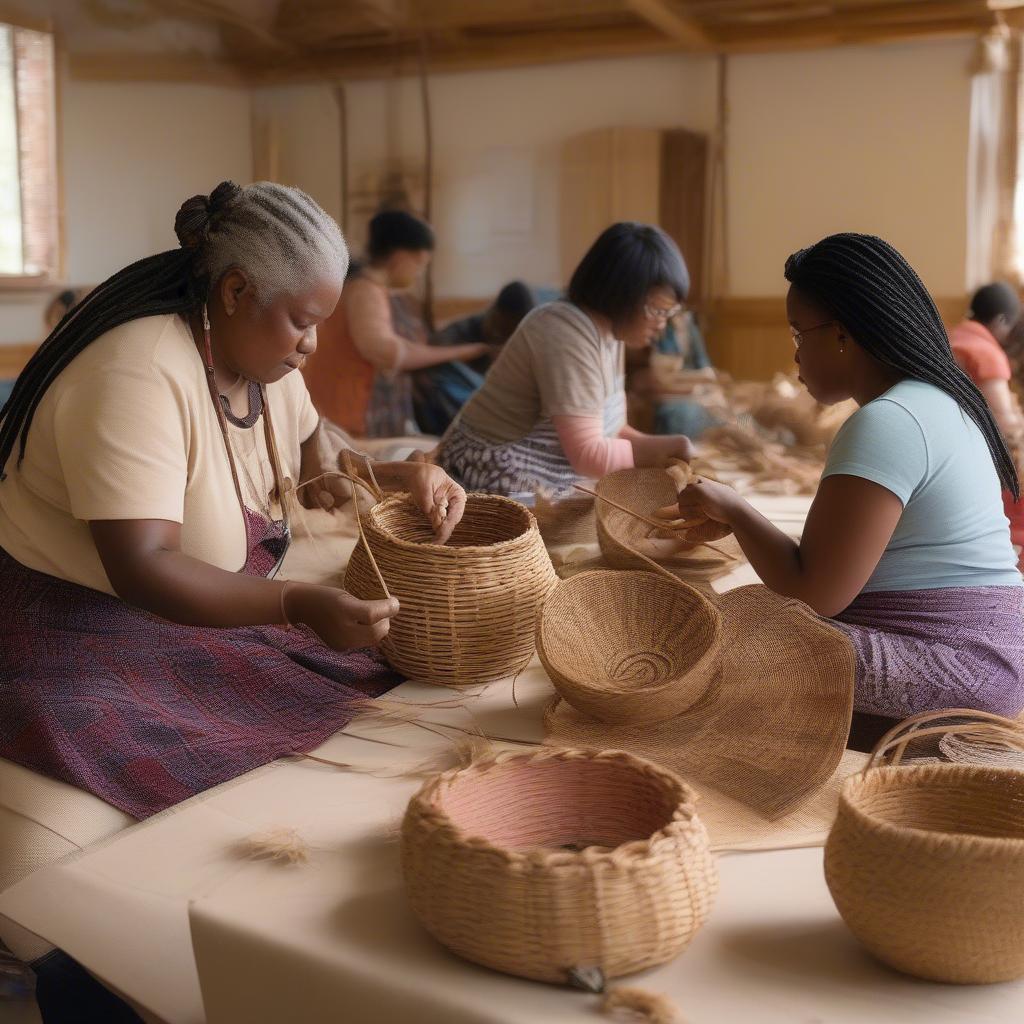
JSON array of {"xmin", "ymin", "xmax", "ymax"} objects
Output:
[{"xmin": 0, "ymin": 313, "xmax": 319, "ymax": 595}]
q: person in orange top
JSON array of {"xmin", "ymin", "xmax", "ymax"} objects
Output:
[
  {"xmin": 303, "ymin": 211, "xmax": 489, "ymax": 438},
  {"xmin": 949, "ymin": 282, "xmax": 1024, "ymax": 546}
]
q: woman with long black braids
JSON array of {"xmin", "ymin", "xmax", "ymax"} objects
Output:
[
  {"xmin": 678, "ymin": 233, "xmax": 1024, "ymax": 722},
  {"xmin": 0, "ymin": 180, "xmax": 466, "ymax": 822}
]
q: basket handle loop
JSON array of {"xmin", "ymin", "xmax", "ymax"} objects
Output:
[
  {"xmin": 295, "ymin": 464, "xmax": 391, "ymax": 601},
  {"xmin": 864, "ymin": 708, "xmax": 1024, "ymax": 772}
]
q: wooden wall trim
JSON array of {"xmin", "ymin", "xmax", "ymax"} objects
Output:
[
  {"xmin": 0, "ymin": 293, "xmax": 973, "ymax": 385},
  {"xmin": 703, "ymin": 294, "xmax": 969, "ymax": 381}
]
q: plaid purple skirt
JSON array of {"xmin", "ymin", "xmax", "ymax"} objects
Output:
[
  {"xmin": 833, "ymin": 585, "xmax": 1024, "ymax": 719},
  {"xmin": 0, "ymin": 540, "xmax": 401, "ymax": 820}
]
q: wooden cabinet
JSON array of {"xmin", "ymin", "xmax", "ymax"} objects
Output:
[{"xmin": 559, "ymin": 126, "xmax": 707, "ymax": 303}]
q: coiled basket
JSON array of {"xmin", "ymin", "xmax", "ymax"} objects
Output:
[
  {"xmin": 537, "ymin": 569, "xmax": 721, "ymax": 725},
  {"xmin": 401, "ymin": 747, "xmax": 718, "ymax": 984},
  {"xmin": 824, "ymin": 709, "xmax": 1024, "ymax": 984},
  {"xmin": 344, "ymin": 492, "xmax": 557, "ymax": 686}
]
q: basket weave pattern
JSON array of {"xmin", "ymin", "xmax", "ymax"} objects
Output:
[
  {"xmin": 345, "ymin": 493, "xmax": 557, "ymax": 685},
  {"xmin": 595, "ymin": 468, "xmax": 740, "ymax": 571},
  {"xmin": 401, "ymin": 747, "xmax": 718, "ymax": 983},
  {"xmin": 824, "ymin": 711, "xmax": 1024, "ymax": 983},
  {"xmin": 537, "ymin": 569, "xmax": 721, "ymax": 725}
]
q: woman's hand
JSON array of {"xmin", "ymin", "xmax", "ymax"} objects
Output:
[
  {"xmin": 676, "ymin": 475, "xmax": 748, "ymax": 528},
  {"xmin": 374, "ymin": 461, "xmax": 467, "ymax": 544},
  {"xmin": 630, "ymin": 433, "xmax": 696, "ymax": 468},
  {"xmin": 286, "ymin": 584, "xmax": 399, "ymax": 650},
  {"xmin": 298, "ymin": 419, "xmax": 358, "ymax": 512}
]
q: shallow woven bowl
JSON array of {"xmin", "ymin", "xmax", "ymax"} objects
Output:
[
  {"xmin": 825, "ymin": 763, "xmax": 1024, "ymax": 983},
  {"xmin": 537, "ymin": 569, "xmax": 721, "ymax": 725},
  {"xmin": 345, "ymin": 493, "xmax": 558, "ymax": 686},
  {"xmin": 595, "ymin": 468, "xmax": 731, "ymax": 571},
  {"xmin": 401, "ymin": 747, "xmax": 718, "ymax": 984}
]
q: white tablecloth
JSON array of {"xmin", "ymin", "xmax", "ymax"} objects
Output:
[{"xmin": 7, "ymin": 494, "xmax": 1018, "ymax": 1022}]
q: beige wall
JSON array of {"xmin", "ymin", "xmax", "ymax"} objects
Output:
[
  {"xmin": 0, "ymin": 38, "xmax": 977, "ymax": 356},
  {"xmin": 0, "ymin": 76, "xmax": 252, "ymax": 347},
  {"xmin": 726, "ymin": 39, "xmax": 973, "ymax": 300},
  {"xmin": 258, "ymin": 55, "xmax": 718, "ymax": 301}
]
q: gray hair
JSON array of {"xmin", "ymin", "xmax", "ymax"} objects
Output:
[{"xmin": 174, "ymin": 180, "xmax": 348, "ymax": 301}]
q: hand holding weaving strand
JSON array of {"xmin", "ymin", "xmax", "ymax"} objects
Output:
[
  {"xmin": 675, "ymin": 475, "xmax": 746, "ymax": 530},
  {"xmin": 285, "ymin": 588, "xmax": 399, "ymax": 650}
]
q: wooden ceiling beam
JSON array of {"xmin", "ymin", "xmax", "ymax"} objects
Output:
[
  {"xmin": 246, "ymin": 23, "xmax": 680, "ymax": 83},
  {"xmin": 625, "ymin": 0, "xmax": 713, "ymax": 47}
]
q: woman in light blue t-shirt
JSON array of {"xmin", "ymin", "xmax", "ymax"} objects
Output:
[{"xmin": 679, "ymin": 233, "xmax": 1024, "ymax": 729}]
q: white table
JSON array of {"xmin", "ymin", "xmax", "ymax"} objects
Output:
[{"xmin": 9, "ymin": 495, "xmax": 1016, "ymax": 1023}]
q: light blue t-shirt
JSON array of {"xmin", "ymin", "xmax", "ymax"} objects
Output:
[{"xmin": 822, "ymin": 379, "xmax": 1022, "ymax": 592}]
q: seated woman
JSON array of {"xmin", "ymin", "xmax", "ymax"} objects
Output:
[
  {"xmin": 438, "ymin": 222, "xmax": 695, "ymax": 501},
  {"xmin": 678, "ymin": 233, "xmax": 1024, "ymax": 721},
  {"xmin": 303, "ymin": 210, "xmax": 490, "ymax": 438},
  {"xmin": 413, "ymin": 280, "xmax": 536, "ymax": 435},
  {"xmin": 949, "ymin": 282, "xmax": 1024, "ymax": 550},
  {"xmin": 0, "ymin": 180, "xmax": 466, "ymax": 821}
]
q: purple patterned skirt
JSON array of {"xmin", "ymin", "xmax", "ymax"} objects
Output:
[
  {"xmin": 833, "ymin": 586, "xmax": 1024, "ymax": 719},
  {"xmin": 0, "ymin": 528, "xmax": 401, "ymax": 820}
]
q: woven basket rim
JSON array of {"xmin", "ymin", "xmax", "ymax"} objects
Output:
[
  {"xmin": 408, "ymin": 747, "xmax": 703, "ymax": 868},
  {"xmin": 366, "ymin": 492, "xmax": 539, "ymax": 555},
  {"xmin": 839, "ymin": 762, "xmax": 1024, "ymax": 851},
  {"xmin": 538, "ymin": 569, "xmax": 722, "ymax": 700}
]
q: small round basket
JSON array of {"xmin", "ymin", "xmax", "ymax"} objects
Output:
[
  {"xmin": 595, "ymin": 468, "xmax": 736, "ymax": 571},
  {"xmin": 537, "ymin": 569, "xmax": 721, "ymax": 725},
  {"xmin": 401, "ymin": 747, "xmax": 718, "ymax": 984},
  {"xmin": 824, "ymin": 709, "xmax": 1024, "ymax": 984},
  {"xmin": 344, "ymin": 493, "xmax": 558, "ymax": 686}
]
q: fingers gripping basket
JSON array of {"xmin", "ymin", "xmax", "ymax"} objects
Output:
[
  {"xmin": 401, "ymin": 747, "xmax": 718, "ymax": 984},
  {"xmin": 345, "ymin": 493, "xmax": 558, "ymax": 686},
  {"xmin": 824, "ymin": 709, "xmax": 1024, "ymax": 984},
  {"xmin": 595, "ymin": 468, "xmax": 733, "ymax": 570},
  {"xmin": 537, "ymin": 569, "xmax": 721, "ymax": 725}
]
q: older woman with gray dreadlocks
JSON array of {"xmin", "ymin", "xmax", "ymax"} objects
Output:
[
  {"xmin": 678, "ymin": 233, "xmax": 1024, "ymax": 736},
  {"xmin": 0, "ymin": 180, "xmax": 466, "ymax": 820}
]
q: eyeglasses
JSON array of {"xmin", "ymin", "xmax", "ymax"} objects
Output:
[
  {"xmin": 790, "ymin": 319, "xmax": 837, "ymax": 348},
  {"xmin": 644, "ymin": 303, "xmax": 683, "ymax": 323}
]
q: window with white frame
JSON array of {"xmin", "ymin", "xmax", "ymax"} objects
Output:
[{"xmin": 0, "ymin": 23, "xmax": 57, "ymax": 283}]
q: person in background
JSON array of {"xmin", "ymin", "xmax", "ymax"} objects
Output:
[
  {"xmin": 949, "ymin": 282, "xmax": 1024, "ymax": 550},
  {"xmin": 303, "ymin": 210, "xmax": 490, "ymax": 438},
  {"xmin": 413, "ymin": 281, "xmax": 536, "ymax": 435},
  {"xmin": 438, "ymin": 222, "xmax": 695, "ymax": 502},
  {"xmin": 677, "ymin": 234, "xmax": 1024, "ymax": 730}
]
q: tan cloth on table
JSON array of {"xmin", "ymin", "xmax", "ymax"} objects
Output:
[
  {"xmin": 0, "ymin": 313, "xmax": 318, "ymax": 596},
  {"xmin": 455, "ymin": 301, "xmax": 624, "ymax": 443}
]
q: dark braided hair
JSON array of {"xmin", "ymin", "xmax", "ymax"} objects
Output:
[
  {"xmin": 0, "ymin": 180, "xmax": 346, "ymax": 479},
  {"xmin": 785, "ymin": 232, "xmax": 1019, "ymax": 498}
]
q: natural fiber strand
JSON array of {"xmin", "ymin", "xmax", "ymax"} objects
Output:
[
  {"xmin": 601, "ymin": 987, "xmax": 681, "ymax": 1024},
  {"xmin": 238, "ymin": 827, "xmax": 309, "ymax": 865}
]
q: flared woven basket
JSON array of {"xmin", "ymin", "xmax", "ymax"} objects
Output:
[
  {"xmin": 595, "ymin": 468, "xmax": 735, "ymax": 571},
  {"xmin": 401, "ymin": 747, "xmax": 718, "ymax": 984},
  {"xmin": 824, "ymin": 709, "xmax": 1024, "ymax": 984},
  {"xmin": 345, "ymin": 493, "xmax": 558, "ymax": 685},
  {"xmin": 537, "ymin": 569, "xmax": 721, "ymax": 725}
]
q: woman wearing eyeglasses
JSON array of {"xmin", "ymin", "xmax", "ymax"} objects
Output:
[
  {"xmin": 677, "ymin": 233, "xmax": 1024, "ymax": 727},
  {"xmin": 437, "ymin": 222, "xmax": 695, "ymax": 501}
]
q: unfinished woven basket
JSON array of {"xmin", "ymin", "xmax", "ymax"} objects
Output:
[
  {"xmin": 824, "ymin": 709, "xmax": 1024, "ymax": 984},
  {"xmin": 595, "ymin": 468, "xmax": 737, "ymax": 571},
  {"xmin": 344, "ymin": 493, "xmax": 557, "ymax": 686},
  {"xmin": 402, "ymin": 747, "xmax": 718, "ymax": 984},
  {"xmin": 537, "ymin": 569, "xmax": 721, "ymax": 725}
]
